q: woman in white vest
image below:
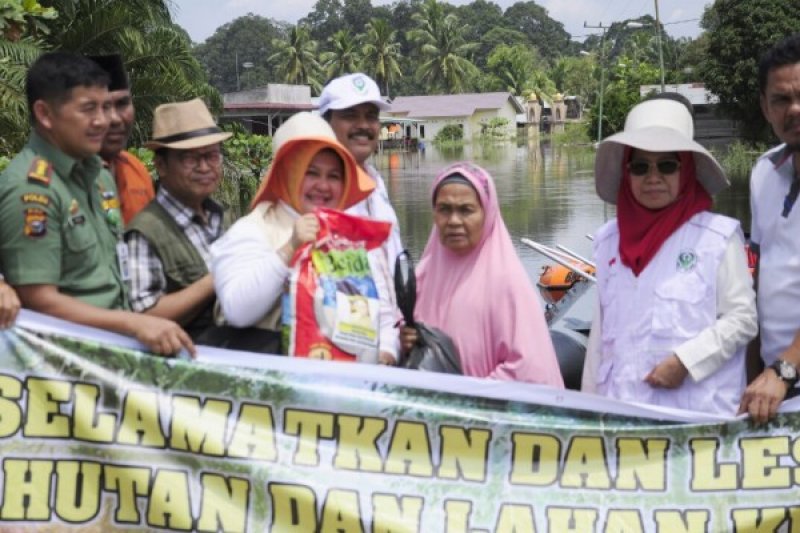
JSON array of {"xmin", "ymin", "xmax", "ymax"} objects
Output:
[
  {"xmin": 210, "ymin": 112, "xmax": 399, "ymax": 364},
  {"xmin": 581, "ymin": 98, "xmax": 757, "ymax": 415}
]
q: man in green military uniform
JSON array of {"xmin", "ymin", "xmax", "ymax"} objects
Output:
[{"xmin": 0, "ymin": 51, "xmax": 194, "ymax": 356}]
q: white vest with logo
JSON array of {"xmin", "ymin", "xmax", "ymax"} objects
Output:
[{"xmin": 593, "ymin": 211, "xmax": 744, "ymax": 414}]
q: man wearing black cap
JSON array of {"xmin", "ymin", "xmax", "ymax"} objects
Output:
[{"xmin": 90, "ymin": 54, "xmax": 155, "ymax": 225}]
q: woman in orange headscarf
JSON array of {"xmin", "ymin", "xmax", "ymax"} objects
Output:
[{"xmin": 210, "ymin": 112, "xmax": 398, "ymax": 362}]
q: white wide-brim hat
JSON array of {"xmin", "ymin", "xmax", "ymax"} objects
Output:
[{"xmin": 594, "ymin": 99, "xmax": 729, "ymax": 204}]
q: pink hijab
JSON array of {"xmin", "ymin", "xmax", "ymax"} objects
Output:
[{"xmin": 415, "ymin": 162, "xmax": 564, "ymax": 387}]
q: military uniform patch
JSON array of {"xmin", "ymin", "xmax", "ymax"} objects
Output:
[
  {"xmin": 23, "ymin": 208, "xmax": 47, "ymax": 238},
  {"xmin": 98, "ymin": 186, "xmax": 121, "ymax": 227},
  {"xmin": 27, "ymin": 158, "xmax": 52, "ymax": 187},
  {"xmin": 21, "ymin": 193, "xmax": 51, "ymax": 207}
]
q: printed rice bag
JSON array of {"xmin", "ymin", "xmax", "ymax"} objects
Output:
[{"xmin": 282, "ymin": 208, "xmax": 391, "ymax": 362}]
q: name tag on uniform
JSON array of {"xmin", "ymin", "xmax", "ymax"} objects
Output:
[{"xmin": 116, "ymin": 241, "xmax": 130, "ymax": 282}]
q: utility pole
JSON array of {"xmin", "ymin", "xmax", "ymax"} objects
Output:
[
  {"xmin": 584, "ymin": 21, "xmax": 610, "ymax": 142},
  {"xmin": 235, "ymin": 51, "xmax": 241, "ymax": 91},
  {"xmin": 654, "ymin": 0, "xmax": 666, "ymax": 92}
]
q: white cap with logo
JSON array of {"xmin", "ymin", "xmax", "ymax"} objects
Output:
[{"xmin": 318, "ymin": 73, "xmax": 391, "ymax": 115}]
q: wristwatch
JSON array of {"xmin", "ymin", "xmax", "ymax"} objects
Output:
[{"xmin": 769, "ymin": 358, "xmax": 799, "ymax": 387}]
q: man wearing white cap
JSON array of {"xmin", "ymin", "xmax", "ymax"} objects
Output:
[
  {"xmin": 740, "ymin": 33, "xmax": 800, "ymax": 422},
  {"xmin": 318, "ymin": 73, "xmax": 404, "ymax": 268},
  {"xmin": 125, "ymin": 98, "xmax": 231, "ymax": 340}
]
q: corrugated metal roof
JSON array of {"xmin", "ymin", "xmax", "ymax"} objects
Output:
[
  {"xmin": 387, "ymin": 92, "xmax": 524, "ymax": 118},
  {"xmin": 638, "ymin": 83, "xmax": 719, "ymax": 105}
]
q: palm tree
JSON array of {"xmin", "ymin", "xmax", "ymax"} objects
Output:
[
  {"xmin": 321, "ymin": 30, "xmax": 361, "ymax": 80},
  {"xmin": 361, "ymin": 18, "xmax": 402, "ymax": 97},
  {"xmin": 0, "ymin": 0, "xmax": 218, "ymax": 151},
  {"xmin": 408, "ymin": 0, "xmax": 478, "ymax": 94},
  {"xmin": 0, "ymin": 38, "xmax": 41, "ymax": 154},
  {"xmin": 269, "ymin": 25, "xmax": 323, "ymax": 94}
]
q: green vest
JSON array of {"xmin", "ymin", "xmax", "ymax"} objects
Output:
[{"xmin": 125, "ymin": 201, "xmax": 214, "ymax": 336}]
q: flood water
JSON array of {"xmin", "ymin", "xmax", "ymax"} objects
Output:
[{"xmin": 374, "ymin": 140, "xmax": 752, "ymax": 285}]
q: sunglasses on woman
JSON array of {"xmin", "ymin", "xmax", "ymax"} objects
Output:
[{"xmin": 627, "ymin": 159, "xmax": 681, "ymax": 177}]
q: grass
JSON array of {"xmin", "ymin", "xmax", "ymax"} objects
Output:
[{"xmin": 712, "ymin": 141, "xmax": 767, "ymax": 182}]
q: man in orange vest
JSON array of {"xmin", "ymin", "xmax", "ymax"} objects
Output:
[{"xmin": 90, "ymin": 54, "xmax": 155, "ymax": 225}]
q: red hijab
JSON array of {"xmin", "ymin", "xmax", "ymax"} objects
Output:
[{"xmin": 616, "ymin": 148, "xmax": 712, "ymax": 276}]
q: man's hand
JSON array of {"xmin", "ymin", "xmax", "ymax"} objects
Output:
[
  {"xmin": 291, "ymin": 214, "xmax": 320, "ymax": 250},
  {"xmin": 644, "ymin": 354, "xmax": 689, "ymax": 389},
  {"xmin": 129, "ymin": 314, "xmax": 196, "ymax": 358},
  {"xmin": 0, "ymin": 281, "xmax": 20, "ymax": 329},
  {"xmin": 738, "ymin": 368, "xmax": 789, "ymax": 424}
]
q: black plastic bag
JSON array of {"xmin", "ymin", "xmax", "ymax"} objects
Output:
[{"xmin": 394, "ymin": 251, "xmax": 462, "ymax": 374}]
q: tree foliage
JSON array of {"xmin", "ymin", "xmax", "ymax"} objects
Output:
[
  {"xmin": 408, "ymin": 0, "xmax": 479, "ymax": 94},
  {"xmin": 193, "ymin": 14, "xmax": 287, "ymax": 93},
  {"xmin": 698, "ymin": 0, "xmax": 800, "ymax": 142},
  {"xmin": 361, "ymin": 19, "xmax": 402, "ymax": 97},
  {"xmin": 321, "ymin": 29, "xmax": 361, "ymax": 81},
  {"xmin": 0, "ymin": 0, "xmax": 216, "ymax": 153},
  {"xmin": 268, "ymin": 25, "xmax": 323, "ymax": 93}
]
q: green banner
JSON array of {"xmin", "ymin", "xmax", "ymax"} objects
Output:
[{"xmin": 0, "ymin": 311, "xmax": 798, "ymax": 532}]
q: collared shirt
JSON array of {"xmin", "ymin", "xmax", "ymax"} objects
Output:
[
  {"xmin": 105, "ymin": 150, "xmax": 155, "ymax": 225},
  {"xmin": 750, "ymin": 144, "xmax": 800, "ymax": 367},
  {"xmin": 345, "ymin": 163, "xmax": 404, "ymax": 268},
  {"xmin": 0, "ymin": 131, "xmax": 126, "ymax": 309},
  {"xmin": 126, "ymin": 187, "xmax": 224, "ymax": 312}
]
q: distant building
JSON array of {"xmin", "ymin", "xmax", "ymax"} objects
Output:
[
  {"xmin": 384, "ymin": 92, "xmax": 525, "ymax": 140},
  {"xmin": 222, "ymin": 84, "xmax": 315, "ymax": 135},
  {"xmin": 639, "ymin": 83, "xmax": 738, "ymax": 146}
]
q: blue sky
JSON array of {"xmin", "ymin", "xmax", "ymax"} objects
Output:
[{"xmin": 171, "ymin": 0, "xmax": 710, "ymax": 45}]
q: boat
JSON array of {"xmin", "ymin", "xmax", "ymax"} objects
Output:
[
  {"xmin": 527, "ymin": 237, "xmax": 759, "ymax": 390},
  {"xmin": 522, "ymin": 239, "xmax": 594, "ymax": 390}
]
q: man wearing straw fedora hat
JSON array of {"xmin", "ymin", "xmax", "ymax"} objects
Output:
[
  {"xmin": 740, "ymin": 34, "xmax": 800, "ymax": 423},
  {"xmin": 0, "ymin": 51, "xmax": 194, "ymax": 357},
  {"xmin": 318, "ymin": 73, "xmax": 404, "ymax": 268},
  {"xmin": 582, "ymin": 97, "xmax": 757, "ymax": 415},
  {"xmin": 125, "ymin": 98, "xmax": 231, "ymax": 340}
]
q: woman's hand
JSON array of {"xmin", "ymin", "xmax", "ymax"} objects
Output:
[
  {"xmin": 644, "ymin": 354, "xmax": 688, "ymax": 389},
  {"xmin": 400, "ymin": 325, "xmax": 418, "ymax": 353},
  {"xmin": 291, "ymin": 213, "xmax": 320, "ymax": 251},
  {"xmin": 378, "ymin": 351, "xmax": 397, "ymax": 366}
]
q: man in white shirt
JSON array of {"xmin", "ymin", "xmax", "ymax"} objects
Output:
[
  {"xmin": 740, "ymin": 33, "xmax": 800, "ymax": 423},
  {"xmin": 318, "ymin": 73, "xmax": 404, "ymax": 268}
]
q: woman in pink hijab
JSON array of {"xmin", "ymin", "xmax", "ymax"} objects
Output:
[{"xmin": 400, "ymin": 162, "xmax": 564, "ymax": 387}]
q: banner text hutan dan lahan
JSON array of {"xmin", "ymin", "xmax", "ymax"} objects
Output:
[{"xmin": 0, "ymin": 374, "xmax": 799, "ymax": 531}]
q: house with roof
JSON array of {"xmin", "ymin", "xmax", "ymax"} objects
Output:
[
  {"xmin": 221, "ymin": 84, "xmax": 315, "ymax": 135},
  {"xmin": 638, "ymin": 83, "xmax": 737, "ymax": 146},
  {"xmin": 384, "ymin": 92, "xmax": 525, "ymax": 141}
]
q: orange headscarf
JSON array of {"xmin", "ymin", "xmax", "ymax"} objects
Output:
[{"xmin": 251, "ymin": 138, "xmax": 374, "ymax": 212}]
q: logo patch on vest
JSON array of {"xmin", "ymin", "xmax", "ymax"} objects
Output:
[
  {"xmin": 23, "ymin": 208, "xmax": 47, "ymax": 238},
  {"xmin": 677, "ymin": 250, "xmax": 697, "ymax": 272}
]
